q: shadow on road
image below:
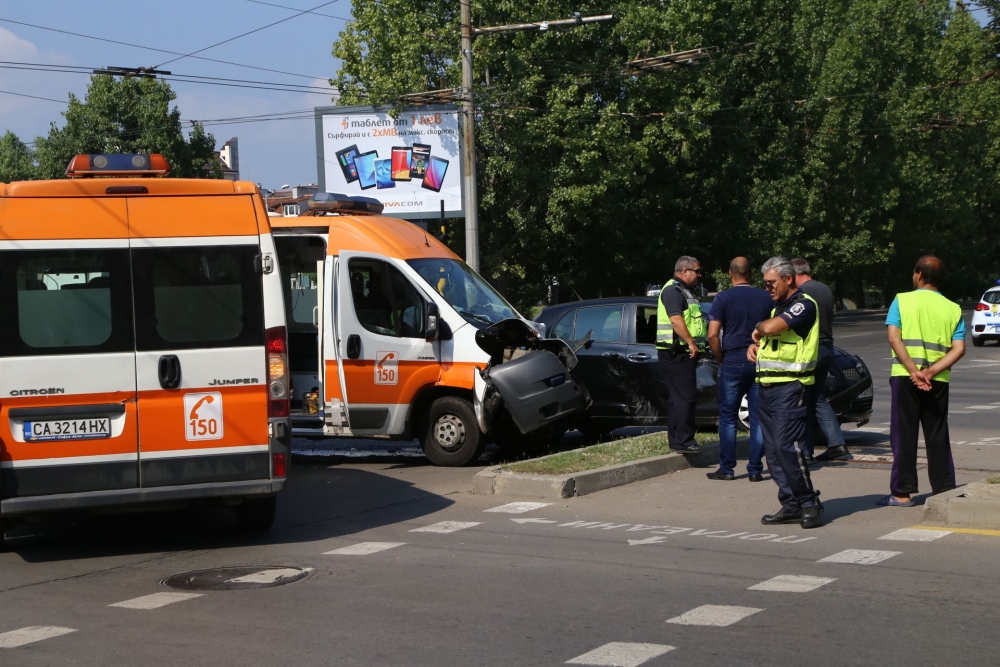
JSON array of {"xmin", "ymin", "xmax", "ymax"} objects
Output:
[
  {"xmin": 5, "ymin": 464, "xmax": 453, "ymax": 562},
  {"xmin": 820, "ymin": 493, "xmax": 887, "ymax": 523}
]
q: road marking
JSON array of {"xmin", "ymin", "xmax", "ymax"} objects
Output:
[
  {"xmin": 629, "ymin": 536, "xmax": 668, "ymax": 546},
  {"xmin": 0, "ymin": 626, "xmax": 77, "ymax": 649},
  {"xmin": 410, "ymin": 521, "xmax": 480, "ymax": 534},
  {"xmin": 964, "ymin": 405, "xmax": 999, "ymax": 410},
  {"xmin": 324, "ymin": 542, "xmax": 406, "ymax": 555},
  {"xmin": 227, "ymin": 568, "xmax": 313, "ymax": 584},
  {"xmin": 485, "ymin": 502, "xmax": 551, "ymax": 514},
  {"xmin": 950, "ymin": 411, "xmax": 974, "ymax": 414},
  {"xmin": 879, "ymin": 528, "xmax": 951, "ymax": 542},
  {"xmin": 991, "ymin": 402, "xmax": 1000, "ymax": 406},
  {"xmin": 914, "ymin": 525, "xmax": 1000, "ymax": 537},
  {"xmin": 666, "ymin": 604, "xmax": 763, "ymax": 626},
  {"xmin": 510, "ymin": 517, "xmax": 816, "ymax": 544},
  {"xmin": 879, "ymin": 421, "xmax": 891, "ymax": 425},
  {"xmin": 853, "ymin": 427, "xmax": 888, "ymax": 433},
  {"xmin": 511, "ymin": 518, "xmax": 558, "ymax": 524},
  {"xmin": 566, "ymin": 642, "xmax": 675, "ymax": 666},
  {"xmin": 817, "ymin": 549, "xmax": 901, "ymax": 565},
  {"xmin": 110, "ymin": 592, "xmax": 204, "ymax": 609},
  {"xmin": 748, "ymin": 575, "xmax": 836, "ymax": 593}
]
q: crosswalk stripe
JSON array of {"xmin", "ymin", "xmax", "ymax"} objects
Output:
[
  {"xmin": 484, "ymin": 502, "xmax": 551, "ymax": 514},
  {"xmin": 409, "ymin": 521, "xmax": 481, "ymax": 534},
  {"xmin": 110, "ymin": 592, "xmax": 203, "ymax": 609},
  {"xmin": 0, "ymin": 626, "xmax": 77, "ymax": 649},
  {"xmin": 566, "ymin": 642, "xmax": 675, "ymax": 666},
  {"xmin": 748, "ymin": 575, "xmax": 836, "ymax": 592},
  {"xmin": 879, "ymin": 528, "xmax": 951, "ymax": 542},
  {"xmin": 817, "ymin": 549, "xmax": 901, "ymax": 564},
  {"xmin": 666, "ymin": 604, "xmax": 763, "ymax": 626},
  {"xmin": 323, "ymin": 542, "xmax": 406, "ymax": 555}
]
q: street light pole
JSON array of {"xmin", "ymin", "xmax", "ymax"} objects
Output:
[
  {"xmin": 460, "ymin": 0, "xmax": 479, "ymax": 272},
  {"xmin": 457, "ymin": 7, "xmax": 613, "ymax": 273}
]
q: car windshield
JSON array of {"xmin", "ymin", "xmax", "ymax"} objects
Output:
[{"xmin": 408, "ymin": 258, "xmax": 518, "ymax": 326}]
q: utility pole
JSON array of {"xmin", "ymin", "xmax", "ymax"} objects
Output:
[{"xmin": 458, "ymin": 8, "xmax": 614, "ymax": 272}]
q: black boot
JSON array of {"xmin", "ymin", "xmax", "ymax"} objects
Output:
[
  {"xmin": 800, "ymin": 503, "xmax": 825, "ymax": 529},
  {"xmin": 761, "ymin": 506, "xmax": 803, "ymax": 525},
  {"xmin": 815, "ymin": 445, "xmax": 849, "ymax": 461}
]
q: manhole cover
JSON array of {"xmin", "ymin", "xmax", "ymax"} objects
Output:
[{"xmin": 161, "ymin": 566, "xmax": 312, "ymax": 591}]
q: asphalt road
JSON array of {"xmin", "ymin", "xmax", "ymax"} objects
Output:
[{"xmin": 2, "ymin": 310, "xmax": 998, "ymax": 666}]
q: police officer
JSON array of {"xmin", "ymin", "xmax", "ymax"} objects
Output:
[
  {"xmin": 654, "ymin": 255, "xmax": 707, "ymax": 454},
  {"xmin": 748, "ymin": 256, "xmax": 823, "ymax": 529}
]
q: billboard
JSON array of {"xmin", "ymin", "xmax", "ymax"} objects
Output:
[{"xmin": 315, "ymin": 105, "xmax": 462, "ymax": 219}]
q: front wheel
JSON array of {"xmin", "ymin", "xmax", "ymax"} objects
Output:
[
  {"xmin": 973, "ymin": 336, "xmax": 984, "ymax": 347},
  {"xmin": 421, "ymin": 397, "xmax": 485, "ymax": 466}
]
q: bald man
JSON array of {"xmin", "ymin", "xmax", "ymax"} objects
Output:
[{"xmin": 705, "ymin": 257, "xmax": 774, "ymax": 481}]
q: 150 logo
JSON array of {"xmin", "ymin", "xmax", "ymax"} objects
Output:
[
  {"xmin": 375, "ymin": 351, "xmax": 398, "ymax": 385},
  {"xmin": 184, "ymin": 392, "xmax": 224, "ymax": 441}
]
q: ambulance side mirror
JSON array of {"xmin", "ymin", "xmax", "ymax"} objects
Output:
[{"xmin": 426, "ymin": 302, "xmax": 440, "ymax": 342}]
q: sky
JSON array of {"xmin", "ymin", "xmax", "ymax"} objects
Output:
[{"xmin": 0, "ymin": 0, "xmax": 348, "ymax": 189}]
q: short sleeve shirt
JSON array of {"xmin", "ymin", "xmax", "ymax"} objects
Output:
[
  {"xmin": 709, "ymin": 285, "xmax": 775, "ymax": 363},
  {"xmin": 776, "ymin": 291, "xmax": 817, "ymax": 340},
  {"xmin": 886, "ymin": 291, "xmax": 966, "ymax": 340}
]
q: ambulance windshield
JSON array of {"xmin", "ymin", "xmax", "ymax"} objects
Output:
[{"xmin": 408, "ymin": 258, "xmax": 517, "ymax": 326}]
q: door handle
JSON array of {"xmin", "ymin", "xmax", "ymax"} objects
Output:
[
  {"xmin": 158, "ymin": 354, "xmax": 181, "ymax": 389},
  {"xmin": 346, "ymin": 334, "xmax": 361, "ymax": 360},
  {"xmin": 627, "ymin": 353, "xmax": 651, "ymax": 361}
]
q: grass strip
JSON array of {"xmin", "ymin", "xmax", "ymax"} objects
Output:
[
  {"xmin": 986, "ymin": 474, "xmax": 1000, "ymax": 485},
  {"xmin": 502, "ymin": 431, "xmax": 719, "ymax": 476}
]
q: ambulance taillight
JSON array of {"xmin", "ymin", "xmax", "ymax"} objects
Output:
[
  {"xmin": 266, "ymin": 327, "xmax": 290, "ymax": 418},
  {"xmin": 65, "ymin": 153, "xmax": 171, "ymax": 178},
  {"xmin": 272, "ymin": 453, "xmax": 287, "ymax": 478}
]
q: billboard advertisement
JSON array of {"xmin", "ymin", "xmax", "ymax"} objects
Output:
[{"xmin": 316, "ymin": 105, "xmax": 462, "ymax": 219}]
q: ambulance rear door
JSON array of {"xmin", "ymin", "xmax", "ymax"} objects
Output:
[
  {"xmin": 0, "ymin": 197, "xmax": 140, "ymax": 499},
  {"xmin": 322, "ymin": 254, "xmax": 352, "ymax": 434},
  {"xmin": 128, "ymin": 195, "xmax": 271, "ymax": 487}
]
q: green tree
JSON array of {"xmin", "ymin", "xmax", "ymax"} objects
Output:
[
  {"xmin": 31, "ymin": 75, "xmax": 220, "ymax": 179},
  {"xmin": 0, "ymin": 130, "xmax": 37, "ymax": 182}
]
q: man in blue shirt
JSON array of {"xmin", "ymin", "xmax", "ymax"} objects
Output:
[{"xmin": 706, "ymin": 257, "xmax": 775, "ymax": 481}]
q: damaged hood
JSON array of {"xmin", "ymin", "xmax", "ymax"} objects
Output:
[{"xmin": 474, "ymin": 318, "xmax": 579, "ymax": 371}]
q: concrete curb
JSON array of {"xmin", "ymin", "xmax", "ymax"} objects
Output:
[
  {"xmin": 923, "ymin": 482, "xmax": 1000, "ymax": 529},
  {"xmin": 473, "ymin": 438, "xmax": 750, "ymax": 499}
]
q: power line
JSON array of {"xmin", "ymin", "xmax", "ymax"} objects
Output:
[
  {"xmin": 0, "ymin": 88, "xmax": 67, "ymax": 104},
  {"xmin": 0, "ymin": 16, "xmax": 325, "ymax": 80},
  {"xmin": 244, "ymin": 0, "xmax": 352, "ymax": 21},
  {"xmin": 155, "ymin": 0, "xmax": 345, "ymax": 68}
]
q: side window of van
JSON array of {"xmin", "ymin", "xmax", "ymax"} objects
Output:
[
  {"xmin": 0, "ymin": 249, "xmax": 134, "ymax": 356},
  {"xmin": 131, "ymin": 246, "xmax": 265, "ymax": 350},
  {"xmin": 348, "ymin": 259, "xmax": 425, "ymax": 339}
]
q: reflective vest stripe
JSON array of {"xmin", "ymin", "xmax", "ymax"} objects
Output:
[
  {"xmin": 901, "ymin": 339, "xmax": 950, "ymax": 353},
  {"xmin": 756, "ymin": 293, "xmax": 820, "ymax": 386},
  {"xmin": 892, "ymin": 357, "xmax": 929, "ymax": 367},
  {"xmin": 757, "ymin": 360, "xmax": 818, "ymax": 372},
  {"xmin": 890, "ymin": 290, "xmax": 962, "ymax": 383}
]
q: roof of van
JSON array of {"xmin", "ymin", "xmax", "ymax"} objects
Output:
[
  {"xmin": 0, "ymin": 179, "xmax": 260, "ymax": 197},
  {"xmin": 270, "ymin": 214, "xmax": 460, "ymax": 262}
]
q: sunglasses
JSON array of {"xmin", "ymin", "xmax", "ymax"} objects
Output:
[
  {"xmin": 763, "ymin": 280, "xmax": 780, "ymax": 289},
  {"xmin": 685, "ymin": 268, "xmax": 703, "ymax": 275}
]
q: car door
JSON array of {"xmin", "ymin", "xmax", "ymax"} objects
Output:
[
  {"xmin": 567, "ymin": 304, "xmax": 629, "ymax": 418},
  {"xmin": 337, "ymin": 253, "xmax": 439, "ymax": 434},
  {"xmin": 0, "ymin": 197, "xmax": 139, "ymax": 498},
  {"xmin": 624, "ymin": 303, "xmax": 667, "ymax": 422},
  {"xmin": 129, "ymin": 196, "xmax": 270, "ymax": 488}
]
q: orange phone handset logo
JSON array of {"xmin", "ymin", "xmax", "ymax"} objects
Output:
[{"xmin": 189, "ymin": 394, "xmax": 215, "ymax": 420}]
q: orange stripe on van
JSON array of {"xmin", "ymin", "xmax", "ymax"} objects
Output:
[
  {"xmin": 127, "ymin": 195, "xmax": 259, "ymax": 238},
  {"xmin": 329, "ymin": 360, "xmax": 483, "ymax": 405},
  {"xmin": 0, "ymin": 197, "xmax": 129, "ymax": 240},
  {"xmin": 136, "ymin": 385, "xmax": 268, "ymax": 452},
  {"xmin": 1, "ymin": 392, "xmax": 137, "ymax": 463}
]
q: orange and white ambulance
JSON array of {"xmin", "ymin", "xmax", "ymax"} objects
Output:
[
  {"xmin": 271, "ymin": 193, "xmax": 587, "ymax": 466},
  {"xmin": 0, "ymin": 154, "xmax": 290, "ymax": 546}
]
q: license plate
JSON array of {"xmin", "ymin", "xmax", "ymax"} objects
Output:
[{"xmin": 23, "ymin": 418, "xmax": 111, "ymax": 441}]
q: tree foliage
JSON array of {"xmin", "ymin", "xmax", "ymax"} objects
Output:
[{"xmin": 0, "ymin": 75, "xmax": 220, "ymax": 181}]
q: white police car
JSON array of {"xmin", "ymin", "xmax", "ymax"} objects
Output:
[{"xmin": 971, "ymin": 286, "xmax": 1000, "ymax": 347}]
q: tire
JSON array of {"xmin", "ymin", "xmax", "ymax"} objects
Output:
[
  {"xmin": 973, "ymin": 336, "xmax": 984, "ymax": 347},
  {"xmin": 235, "ymin": 495, "xmax": 277, "ymax": 532},
  {"xmin": 420, "ymin": 396, "xmax": 485, "ymax": 466}
]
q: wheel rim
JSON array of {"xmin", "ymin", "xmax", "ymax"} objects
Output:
[
  {"xmin": 433, "ymin": 413, "xmax": 466, "ymax": 452},
  {"xmin": 738, "ymin": 396, "xmax": 751, "ymax": 430}
]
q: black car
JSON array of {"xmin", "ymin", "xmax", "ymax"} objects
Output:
[{"xmin": 536, "ymin": 297, "xmax": 873, "ymax": 437}]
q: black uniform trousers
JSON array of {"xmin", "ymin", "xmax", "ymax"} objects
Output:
[
  {"xmin": 651, "ymin": 350, "xmax": 698, "ymax": 450},
  {"xmin": 759, "ymin": 380, "xmax": 819, "ymax": 510},
  {"xmin": 889, "ymin": 377, "xmax": 956, "ymax": 495}
]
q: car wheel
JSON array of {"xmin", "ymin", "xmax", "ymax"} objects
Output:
[
  {"xmin": 421, "ymin": 396, "xmax": 485, "ymax": 466},
  {"xmin": 973, "ymin": 336, "xmax": 984, "ymax": 347},
  {"xmin": 235, "ymin": 495, "xmax": 277, "ymax": 532},
  {"xmin": 738, "ymin": 396, "xmax": 751, "ymax": 431}
]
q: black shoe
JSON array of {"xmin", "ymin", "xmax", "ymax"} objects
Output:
[
  {"xmin": 748, "ymin": 474, "xmax": 764, "ymax": 483},
  {"xmin": 815, "ymin": 445, "xmax": 849, "ymax": 461},
  {"xmin": 803, "ymin": 454, "xmax": 816, "ymax": 466},
  {"xmin": 761, "ymin": 506, "xmax": 803, "ymax": 525},
  {"xmin": 706, "ymin": 470, "xmax": 735, "ymax": 481},
  {"xmin": 670, "ymin": 445, "xmax": 699, "ymax": 454},
  {"xmin": 800, "ymin": 503, "xmax": 825, "ymax": 529}
]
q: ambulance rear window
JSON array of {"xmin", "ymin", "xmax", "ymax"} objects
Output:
[
  {"xmin": 131, "ymin": 245, "xmax": 264, "ymax": 350},
  {"xmin": 0, "ymin": 249, "xmax": 134, "ymax": 357}
]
